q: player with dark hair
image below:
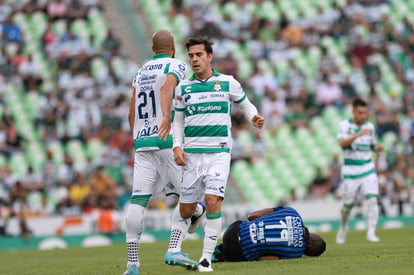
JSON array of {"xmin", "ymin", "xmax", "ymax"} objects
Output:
[
  {"xmin": 336, "ymin": 97, "xmax": 384, "ymax": 244},
  {"xmin": 163, "ymin": 36, "xmax": 265, "ymax": 272},
  {"xmin": 212, "ymin": 206, "xmax": 326, "ymax": 262}
]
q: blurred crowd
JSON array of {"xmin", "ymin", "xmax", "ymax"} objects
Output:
[
  {"xmin": 0, "ymin": 0, "xmax": 139, "ymax": 236},
  {"xmin": 167, "ymin": 0, "xmax": 414, "ymax": 210},
  {"xmin": 1, "ymin": 0, "xmax": 414, "ymax": 237}
]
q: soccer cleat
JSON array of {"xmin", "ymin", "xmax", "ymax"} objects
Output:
[
  {"xmin": 188, "ymin": 202, "xmax": 206, "ymax": 233},
  {"xmin": 336, "ymin": 226, "xmax": 348, "ymax": 244},
  {"xmin": 367, "ymin": 233, "xmax": 380, "ymax": 242},
  {"xmin": 164, "ymin": 251, "xmax": 198, "ymax": 270},
  {"xmin": 198, "ymin": 258, "xmax": 213, "ymax": 272},
  {"xmin": 123, "ymin": 264, "xmax": 139, "ymax": 275}
]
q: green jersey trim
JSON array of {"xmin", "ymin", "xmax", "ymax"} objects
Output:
[
  {"xmin": 344, "ymin": 159, "xmax": 372, "ymax": 165},
  {"xmin": 181, "ymin": 81, "xmax": 230, "ymax": 94},
  {"xmin": 344, "ymin": 143, "xmax": 372, "ymax": 151},
  {"xmin": 164, "ymin": 62, "xmax": 170, "ymax": 74},
  {"xmin": 188, "ymin": 69, "xmax": 221, "ymax": 80},
  {"xmin": 134, "ymin": 135, "xmax": 173, "ymax": 150},
  {"xmin": 152, "ymin": 53, "xmax": 170, "ymax": 59},
  {"xmin": 184, "ymin": 148, "xmax": 230, "ymax": 153},
  {"xmin": 343, "ymin": 168, "xmax": 375, "ymax": 179},
  {"xmin": 184, "ymin": 125, "xmax": 228, "ymax": 137},
  {"xmin": 234, "ymin": 93, "xmax": 246, "ymax": 104},
  {"xmin": 167, "ymin": 71, "xmax": 180, "ymax": 85}
]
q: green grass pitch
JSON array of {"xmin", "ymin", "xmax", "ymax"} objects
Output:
[{"xmin": 1, "ymin": 227, "xmax": 413, "ymax": 275}]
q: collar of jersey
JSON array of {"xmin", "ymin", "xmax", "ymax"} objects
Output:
[
  {"xmin": 189, "ymin": 69, "xmax": 221, "ymax": 81},
  {"xmin": 152, "ymin": 53, "xmax": 170, "ymax": 59},
  {"xmin": 349, "ymin": 118, "xmax": 368, "ymax": 127}
]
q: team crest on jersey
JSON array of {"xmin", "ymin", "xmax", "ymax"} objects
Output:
[{"xmin": 213, "ymin": 82, "xmax": 222, "ymax": 92}]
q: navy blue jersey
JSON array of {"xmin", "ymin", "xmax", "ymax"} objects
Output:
[{"xmin": 239, "ymin": 206, "xmax": 307, "ymax": 260}]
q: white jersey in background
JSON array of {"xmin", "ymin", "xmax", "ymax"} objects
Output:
[
  {"xmin": 337, "ymin": 119, "xmax": 377, "ymax": 180},
  {"xmin": 132, "ymin": 54, "xmax": 187, "ymax": 151},
  {"xmin": 174, "ymin": 70, "xmax": 256, "ymax": 153}
]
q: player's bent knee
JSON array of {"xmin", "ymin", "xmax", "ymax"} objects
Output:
[
  {"xmin": 180, "ymin": 203, "xmax": 198, "ymax": 219},
  {"xmin": 205, "ymin": 195, "xmax": 222, "ymax": 212}
]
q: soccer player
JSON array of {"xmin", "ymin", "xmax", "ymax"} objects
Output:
[
  {"xmin": 212, "ymin": 206, "xmax": 326, "ymax": 262},
  {"xmin": 163, "ymin": 37, "xmax": 265, "ymax": 272},
  {"xmin": 123, "ymin": 29, "xmax": 204, "ymax": 275},
  {"xmin": 336, "ymin": 98, "xmax": 384, "ymax": 244}
]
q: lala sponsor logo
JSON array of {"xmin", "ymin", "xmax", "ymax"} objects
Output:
[{"xmin": 137, "ymin": 120, "xmax": 158, "ymax": 138}]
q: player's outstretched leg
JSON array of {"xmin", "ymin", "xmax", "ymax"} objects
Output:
[
  {"xmin": 336, "ymin": 207, "xmax": 351, "ymax": 244},
  {"xmin": 336, "ymin": 225, "xmax": 348, "ymax": 244},
  {"xmin": 365, "ymin": 197, "xmax": 380, "ymax": 242},
  {"xmin": 164, "ymin": 251, "xmax": 198, "ymax": 270}
]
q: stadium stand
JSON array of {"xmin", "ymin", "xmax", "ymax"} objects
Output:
[
  {"xmin": 0, "ymin": 0, "xmax": 414, "ymax": 234},
  {"xmin": 134, "ymin": 0, "xmax": 414, "ymax": 207},
  {"xmin": 0, "ymin": 0, "xmax": 136, "ymax": 226}
]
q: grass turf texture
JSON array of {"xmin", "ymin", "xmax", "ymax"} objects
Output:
[{"xmin": 0, "ymin": 227, "xmax": 413, "ymax": 275}]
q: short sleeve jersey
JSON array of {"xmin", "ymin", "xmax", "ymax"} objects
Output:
[
  {"xmin": 132, "ymin": 54, "xmax": 187, "ymax": 151},
  {"xmin": 174, "ymin": 70, "xmax": 248, "ymax": 153},
  {"xmin": 239, "ymin": 206, "xmax": 307, "ymax": 260},
  {"xmin": 337, "ymin": 119, "xmax": 377, "ymax": 179}
]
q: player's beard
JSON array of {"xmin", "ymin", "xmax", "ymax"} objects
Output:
[{"xmin": 172, "ymin": 51, "xmax": 175, "ymax": 58}]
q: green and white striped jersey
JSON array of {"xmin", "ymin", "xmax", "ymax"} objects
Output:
[
  {"xmin": 337, "ymin": 118, "xmax": 377, "ymax": 179},
  {"xmin": 175, "ymin": 70, "xmax": 248, "ymax": 153},
  {"xmin": 132, "ymin": 54, "xmax": 187, "ymax": 151}
]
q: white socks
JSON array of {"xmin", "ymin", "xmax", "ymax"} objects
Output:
[
  {"xmin": 200, "ymin": 216, "xmax": 222, "ymax": 264},
  {"xmin": 365, "ymin": 197, "xmax": 379, "ymax": 235},
  {"xmin": 167, "ymin": 205, "xmax": 191, "ymax": 253},
  {"xmin": 340, "ymin": 207, "xmax": 351, "ymax": 228},
  {"xmin": 125, "ymin": 203, "xmax": 146, "ymax": 266}
]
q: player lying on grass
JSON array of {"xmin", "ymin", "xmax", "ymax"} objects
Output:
[{"xmin": 212, "ymin": 206, "xmax": 326, "ymax": 262}]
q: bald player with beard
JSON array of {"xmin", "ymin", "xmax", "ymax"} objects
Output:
[{"xmin": 123, "ymin": 29, "xmax": 204, "ymax": 275}]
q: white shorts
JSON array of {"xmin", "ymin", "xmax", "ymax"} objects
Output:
[
  {"xmin": 133, "ymin": 149, "xmax": 182, "ymax": 198},
  {"xmin": 179, "ymin": 152, "xmax": 231, "ymax": 204},
  {"xmin": 341, "ymin": 173, "xmax": 379, "ymax": 205}
]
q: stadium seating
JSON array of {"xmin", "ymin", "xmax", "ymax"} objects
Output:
[{"xmin": 2, "ymin": 0, "xmax": 412, "ymax": 212}]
